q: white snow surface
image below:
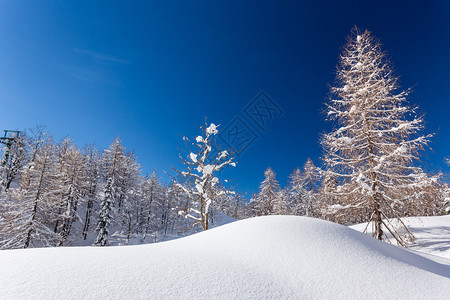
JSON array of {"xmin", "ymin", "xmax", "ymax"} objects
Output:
[
  {"xmin": 1, "ymin": 215, "xmax": 449, "ymax": 299},
  {"xmin": 351, "ymin": 215, "xmax": 450, "ymax": 260}
]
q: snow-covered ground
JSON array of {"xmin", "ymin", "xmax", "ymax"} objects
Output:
[
  {"xmin": 1, "ymin": 215, "xmax": 449, "ymax": 299},
  {"xmin": 351, "ymin": 215, "xmax": 450, "ymax": 260}
]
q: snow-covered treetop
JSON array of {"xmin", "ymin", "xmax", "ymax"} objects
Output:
[
  {"xmin": 260, "ymin": 167, "xmax": 281, "ymax": 197},
  {"xmin": 206, "ymin": 123, "xmax": 218, "ymax": 135}
]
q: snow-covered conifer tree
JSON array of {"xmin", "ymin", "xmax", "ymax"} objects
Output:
[
  {"xmin": 322, "ymin": 28, "xmax": 435, "ymax": 245},
  {"xmin": 117, "ymin": 151, "xmax": 141, "ymax": 243},
  {"xmin": 102, "ymin": 138, "xmax": 127, "ymax": 209},
  {"xmin": 164, "ymin": 182, "xmax": 187, "ymax": 234},
  {"xmin": 141, "ymin": 172, "xmax": 163, "ymax": 240},
  {"xmin": 319, "ymin": 172, "xmax": 339, "ymax": 222},
  {"xmin": 254, "ymin": 167, "xmax": 281, "ymax": 216},
  {"xmin": 94, "ymin": 178, "xmax": 114, "ymax": 246},
  {"xmin": 301, "ymin": 159, "xmax": 322, "ymax": 218},
  {"xmin": 1, "ymin": 128, "xmax": 61, "ymax": 249},
  {"xmin": 53, "ymin": 137, "xmax": 86, "ymax": 245},
  {"xmin": 81, "ymin": 144, "xmax": 101, "ymax": 240},
  {"xmin": 176, "ymin": 122, "xmax": 236, "ymax": 231},
  {"xmin": 288, "ymin": 168, "xmax": 304, "ymax": 216},
  {"xmin": 272, "ymin": 189, "xmax": 290, "ymax": 215}
]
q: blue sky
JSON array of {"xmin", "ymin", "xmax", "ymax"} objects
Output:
[{"xmin": 0, "ymin": 1, "xmax": 449, "ymax": 196}]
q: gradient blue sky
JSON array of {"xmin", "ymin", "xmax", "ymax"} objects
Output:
[{"xmin": 1, "ymin": 1, "xmax": 449, "ymax": 196}]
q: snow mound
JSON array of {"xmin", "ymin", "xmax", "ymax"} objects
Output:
[{"xmin": 1, "ymin": 216, "xmax": 449, "ymax": 299}]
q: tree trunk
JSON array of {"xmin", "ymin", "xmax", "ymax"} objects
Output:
[
  {"xmin": 82, "ymin": 198, "xmax": 93, "ymax": 240},
  {"xmin": 373, "ymin": 199, "xmax": 383, "ymax": 240}
]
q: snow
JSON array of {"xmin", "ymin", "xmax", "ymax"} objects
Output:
[
  {"xmin": 189, "ymin": 152, "xmax": 197, "ymax": 163},
  {"xmin": 354, "ymin": 62, "xmax": 363, "ymax": 69},
  {"xmin": 202, "ymin": 164, "xmax": 214, "ymax": 176},
  {"xmin": 351, "ymin": 215, "xmax": 450, "ymax": 260},
  {"xmin": 195, "ymin": 182, "xmax": 203, "ymax": 194},
  {"xmin": 218, "ymin": 150, "xmax": 228, "ymax": 159},
  {"xmin": 349, "ymin": 104, "xmax": 356, "ymax": 114},
  {"xmin": 1, "ymin": 216, "xmax": 449, "ymax": 299},
  {"xmin": 391, "ymin": 123, "xmax": 409, "ymax": 132},
  {"xmin": 338, "ymin": 136, "xmax": 352, "ymax": 144},
  {"xmin": 206, "ymin": 123, "xmax": 218, "ymax": 135}
]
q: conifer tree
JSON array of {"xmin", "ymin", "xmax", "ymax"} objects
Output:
[
  {"xmin": 272, "ymin": 189, "xmax": 290, "ymax": 215},
  {"xmin": 141, "ymin": 172, "xmax": 162, "ymax": 240},
  {"xmin": 94, "ymin": 178, "xmax": 114, "ymax": 246},
  {"xmin": 254, "ymin": 167, "xmax": 281, "ymax": 216},
  {"xmin": 53, "ymin": 138, "xmax": 86, "ymax": 246},
  {"xmin": 288, "ymin": 168, "xmax": 304, "ymax": 216},
  {"xmin": 102, "ymin": 137, "xmax": 127, "ymax": 209},
  {"xmin": 81, "ymin": 144, "xmax": 101, "ymax": 240},
  {"xmin": 322, "ymin": 28, "xmax": 434, "ymax": 245},
  {"xmin": 2, "ymin": 128, "xmax": 61, "ymax": 249},
  {"xmin": 301, "ymin": 159, "xmax": 322, "ymax": 217}
]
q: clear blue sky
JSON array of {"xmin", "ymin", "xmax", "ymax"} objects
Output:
[{"xmin": 1, "ymin": 1, "xmax": 449, "ymax": 196}]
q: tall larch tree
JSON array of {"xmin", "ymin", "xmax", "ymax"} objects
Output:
[{"xmin": 322, "ymin": 28, "xmax": 435, "ymax": 246}]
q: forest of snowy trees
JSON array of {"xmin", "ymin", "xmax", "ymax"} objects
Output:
[
  {"xmin": 0, "ymin": 125, "xmax": 248, "ymax": 249},
  {"xmin": 0, "ymin": 124, "xmax": 445, "ymax": 250},
  {"xmin": 0, "ymin": 28, "xmax": 449, "ymax": 250}
]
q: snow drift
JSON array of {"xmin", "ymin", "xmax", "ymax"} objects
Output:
[{"xmin": 1, "ymin": 216, "xmax": 449, "ymax": 299}]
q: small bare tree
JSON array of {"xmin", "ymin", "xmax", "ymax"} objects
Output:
[{"xmin": 175, "ymin": 122, "xmax": 236, "ymax": 231}]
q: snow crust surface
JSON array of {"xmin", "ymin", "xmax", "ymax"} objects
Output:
[{"xmin": 1, "ymin": 216, "xmax": 449, "ymax": 299}]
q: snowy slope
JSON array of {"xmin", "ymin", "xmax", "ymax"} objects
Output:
[
  {"xmin": 1, "ymin": 216, "xmax": 449, "ymax": 299},
  {"xmin": 351, "ymin": 215, "xmax": 450, "ymax": 260}
]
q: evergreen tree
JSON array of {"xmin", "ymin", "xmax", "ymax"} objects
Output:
[{"xmin": 94, "ymin": 178, "xmax": 114, "ymax": 246}]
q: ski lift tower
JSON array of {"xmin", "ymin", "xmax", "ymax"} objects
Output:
[{"xmin": 0, "ymin": 130, "xmax": 21, "ymax": 166}]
